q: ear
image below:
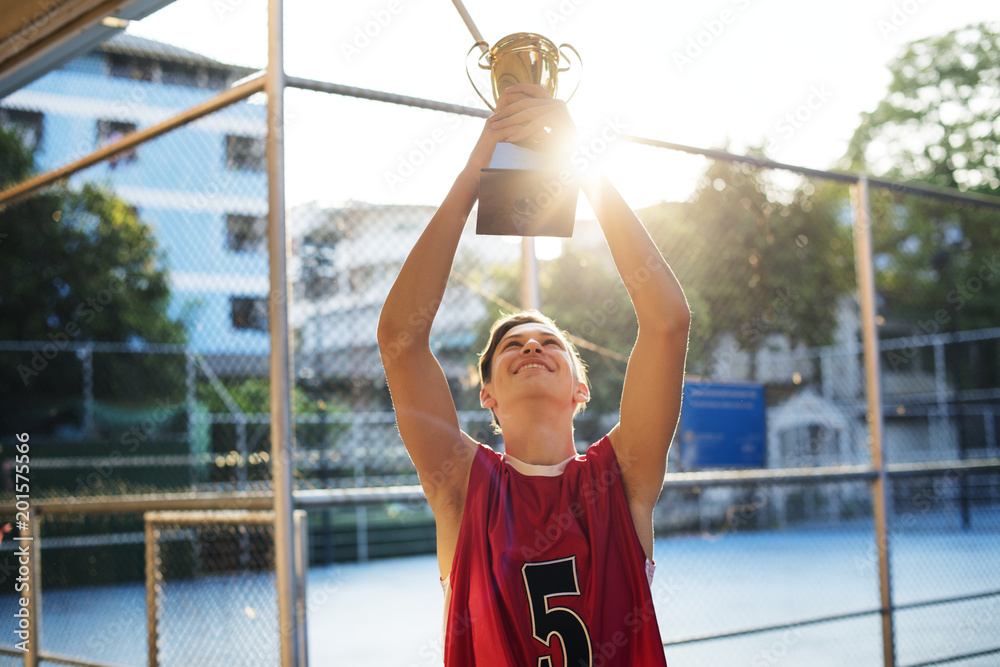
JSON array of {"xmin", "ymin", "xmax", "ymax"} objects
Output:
[
  {"xmin": 480, "ymin": 385, "xmax": 498, "ymax": 410},
  {"xmin": 573, "ymin": 380, "xmax": 590, "ymax": 405}
]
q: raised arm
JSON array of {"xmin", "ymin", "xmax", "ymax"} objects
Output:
[
  {"xmin": 585, "ymin": 175, "xmax": 690, "ymax": 504},
  {"xmin": 491, "ymin": 84, "xmax": 691, "ymax": 557},
  {"xmin": 377, "ymin": 98, "xmax": 529, "ymax": 574},
  {"xmin": 377, "ymin": 165, "xmax": 478, "ymax": 515}
]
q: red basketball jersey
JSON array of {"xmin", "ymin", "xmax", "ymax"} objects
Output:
[{"xmin": 443, "ymin": 436, "xmax": 668, "ymax": 666}]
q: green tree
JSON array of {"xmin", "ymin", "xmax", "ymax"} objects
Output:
[
  {"xmin": 845, "ymin": 22, "xmax": 1000, "ymax": 336},
  {"xmin": 846, "ymin": 22, "xmax": 1000, "ymax": 193},
  {"xmin": 473, "ymin": 154, "xmax": 853, "ymax": 437},
  {"xmin": 0, "ymin": 125, "xmax": 185, "ymax": 432},
  {"xmin": 650, "ymin": 155, "xmax": 853, "ymax": 379}
]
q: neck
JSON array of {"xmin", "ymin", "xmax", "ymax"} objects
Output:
[{"xmin": 498, "ymin": 404, "xmax": 577, "ymax": 465}]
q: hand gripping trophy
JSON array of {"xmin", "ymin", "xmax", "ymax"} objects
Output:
[{"xmin": 466, "ymin": 33, "xmax": 582, "ymax": 237}]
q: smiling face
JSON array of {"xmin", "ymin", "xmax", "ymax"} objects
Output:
[
  {"xmin": 495, "ymin": 323, "xmax": 571, "ymax": 378},
  {"xmin": 478, "ymin": 312, "xmax": 589, "ymax": 432}
]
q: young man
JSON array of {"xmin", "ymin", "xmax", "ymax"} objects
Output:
[{"xmin": 377, "ymin": 84, "xmax": 690, "ymax": 665}]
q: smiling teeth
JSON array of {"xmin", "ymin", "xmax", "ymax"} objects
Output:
[{"xmin": 517, "ymin": 364, "xmax": 547, "ymax": 373}]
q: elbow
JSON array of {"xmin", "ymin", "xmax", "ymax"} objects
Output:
[
  {"xmin": 376, "ymin": 307, "xmax": 404, "ymax": 351},
  {"xmin": 377, "ymin": 312, "xmax": 406, "ymax": 352},
  {"xmin": 376, "ymin": 308, "xmax": 394, "ymax": 344},
  {"xmin": 376, "ymin": 310, "xmax": 394, "ymax": 348},
  {"xmin": 677, "ymin": 303, "xmax": 692, "ymax": 334},
  {"xmin": 379, "ymin": 298, "xmax": 440, "ymax": 349},
  {"xmin": 377, "ymin": 307, "xmax": 425, "ymax": 359},
  {"xmin": 644, "ymin": 300, "xmax": 691, "ymax": 339},
  {"xmin": 667, "ymin": 308, "xmax": 692, "ymax": 344}
]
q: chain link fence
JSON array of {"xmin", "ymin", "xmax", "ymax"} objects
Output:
[
  {"xmin": 145, "ymin": 511, "xmax": 287, "ymax": 667},
  {"xmin": 0, "ymin": 7, "xmax": 998, "ymax": 666}
]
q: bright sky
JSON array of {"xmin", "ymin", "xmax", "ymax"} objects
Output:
[{"xmin": 128, "ymin": 0, "xmax": 997, "ymax": 210}]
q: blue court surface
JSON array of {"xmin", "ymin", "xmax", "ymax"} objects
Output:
[{"xmin": 1, "ymin": 518, "xmax": 997, "ymax": 666}]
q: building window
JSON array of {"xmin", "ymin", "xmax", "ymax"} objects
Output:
[
  {"xmin": 226, "ymin": 214, "xmax": 267, "ymax": 252},
  {"xmin": 160, "ymin": 61, "xmax": 201, "ymax": 88},
  {"xmin": 108, "ymin": 54, "xmax": 156, "ymax": 81},
  {"xmin": 226, "ymin": 135, "xmax": 266, "ymax": 172},
  {"xmin": 0, "ymin": 108, "xmax": 44, "ymax": 152},
  {"xmin": 206, "ymin": 68, "xmax": 230, "ymax": 89},
  {"xmin": 156, "ymin": 62, "xmax": 231, "ymax": 89},
  {"xmin": 231, "ymin": 297, "xmax": 268, "ymax": 332},
  {"xmin": 97, "ymin": 120, "xmax": 138, "ymax": 165}
]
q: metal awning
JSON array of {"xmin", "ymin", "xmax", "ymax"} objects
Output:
[{"xmin": 0, "ymin": 0, "xmax": 176, "ymax": 99}]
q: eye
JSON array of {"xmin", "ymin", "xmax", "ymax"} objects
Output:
[
  {"xmin": 543, "ymin": 339, "xmax": 562, "ymax": 347},
  {"xmin": 503, "ymin": 340, "xmax": 521, "ymax": 350}
]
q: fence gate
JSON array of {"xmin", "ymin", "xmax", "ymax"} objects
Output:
[{"xmin": 144, "ymin": 510, "xmax": 308, "ymax": 667}]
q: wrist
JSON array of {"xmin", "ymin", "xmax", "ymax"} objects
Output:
[{"xmin": 459, "ymin": 163, "xmax": 484, "ymax": 188}]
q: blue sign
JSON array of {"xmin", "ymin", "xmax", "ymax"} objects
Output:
[{"xmin": 680, "ymin": 381, "xmax": 766, "ymax": 469}]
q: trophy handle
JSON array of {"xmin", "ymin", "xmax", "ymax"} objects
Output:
[
  {"xmin": 557, "ymin": 43, "xmax": 583, "ymax": 103},
  {"xmin": 466, "ymin": 41, "xmax": 496, "ymax": 111}
]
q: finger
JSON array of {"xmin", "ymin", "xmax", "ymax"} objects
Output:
[
  {"xmin": 494, "ymin": 90, "xmax": 531, "ymax": 111},
  {"xmin": 505, "ymin": 113, "xmax": 560, "ymax": 143},
  {"xmin": 486, "ymin": 118, "xmax": 529, "ymax": 143},
  {"xmin": 490, "ymin": 98, "xmax": 560, "ymax": 126},
  {"xmin": 502, "ymin": 83, "xmax": 552, "ymax": 99}
]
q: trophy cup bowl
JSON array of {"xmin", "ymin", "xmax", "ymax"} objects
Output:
[
  {"xmin": 466, "ymin": 33, "xmax": 582, "ymax": 237},
  {"xmin": 467, "ymin": 33, "xmax": 580, "ymax": 111}
]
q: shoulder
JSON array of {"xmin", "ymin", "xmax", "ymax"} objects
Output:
[
  {"xmin": 466, "ymin": 442, "xmax": 504, "ymax": 489},
  {"xmin": 582, "ymin": 434, "xmax": 623, "ymax": 472},
  {"xmin": 605, "ymin": 424, "xmax": 642, "ymax": 478},
  {"xmin": 475, "ymin": 442, "xmax": 502, "ymax": 467}
]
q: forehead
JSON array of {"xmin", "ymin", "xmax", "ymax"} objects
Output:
[{"xmin": 500, "ymin": 323, "xmax": 564, "ymax": 343}]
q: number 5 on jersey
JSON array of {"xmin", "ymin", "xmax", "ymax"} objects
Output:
[{"xmin": 521, "ymin": 557, "xmax": 593, "ymax": 667}]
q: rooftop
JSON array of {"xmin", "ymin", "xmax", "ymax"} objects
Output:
[{"xmin": 97, "ymin": 31, "xmax": 257, "ymax": 77}]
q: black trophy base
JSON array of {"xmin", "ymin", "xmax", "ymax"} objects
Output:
[{"xmin": 477, "ymin": 168, "xmax": 579, "ymax": 238}]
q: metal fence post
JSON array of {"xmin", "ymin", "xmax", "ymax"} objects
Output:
[
  {"xmin": 294, "ymin": 510, "xmax": 309, "ymax": 667},
  {"xmin": 145, "ymin": 515, "xmax": 160, "ymax": 667},
  {"xmin": 266, "ymin": 0, "xmax": 299, "ymax": 663},
  {"xmin": 186, "ymin": 350, "xmax": 197, "ymax": 487},
  {"xmin": 81, "ymin": 344, "xmax": 94, "ymax": 435},
  {"xmin": 852, "ymin": 176, "xmax": 896, "ymax": 667},
  {"xmin": 521, "ymin": 237, "xmax": 540, "ymax": 311},
  {"xmin": 19, "ymin": 513, "xmax": 41, "ymax": 667}
]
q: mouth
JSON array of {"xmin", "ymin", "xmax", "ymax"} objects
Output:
[{"xmin": 514, "ymin": 362, "xmax": 551, "ymax": 374}]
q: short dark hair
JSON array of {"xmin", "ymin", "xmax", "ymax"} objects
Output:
[{"xmin": 478, "ymin": 310, "xmax": 588, "ymax": 432}]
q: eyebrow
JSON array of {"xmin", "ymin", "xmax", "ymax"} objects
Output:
[{"xmin": 500, "ymin": 329, "xmax": 562, "ymax": 344}]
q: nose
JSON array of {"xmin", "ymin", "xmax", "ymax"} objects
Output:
[{"xmin": 521, "ymin": 338, "xmax": 543, "ymax": 354}]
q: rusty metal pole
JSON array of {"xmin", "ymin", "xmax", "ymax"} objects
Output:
[
  {"xmin": 852, "ymin": 176, "xmax": 896, "ymax": 667},
  {"xmin": 265, "ymin": 0, "xmax": 300, "ymax": 662}
]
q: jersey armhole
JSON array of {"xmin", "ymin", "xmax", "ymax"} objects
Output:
[
  {"xmin": 439, "ymin": 443, "xmax": 496, "ymax": 583},
  {"xmin": 592, "ymin": 435, "xmax": 659, "ymax": 572},
  {"xmin": 440, "ymin": 444, "xmax": 497, "ymax": 657}
]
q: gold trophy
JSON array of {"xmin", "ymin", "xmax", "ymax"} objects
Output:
[{"xmin": 466, "ymin": 33, "xmax": 582, "ymax": 237}]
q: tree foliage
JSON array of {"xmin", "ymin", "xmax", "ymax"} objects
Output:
[
  {"xmin": 846, "ymin": 22, "xmax": 1000, "ymax": 193},
  {"xmin": 647, "ymin": 155, "xmax": 854, "ymax": 378},
  {"xmin": 472, "ymin": 153, "xmax": 853, "ymax": 439},
  {"xmin": 845, "ymin": 22, "xmax": 1000, "ymax": 335},
  {"xmin": 0, "ymin": 125, "xmax": 185, "ymax": 431},
  {"xmin": 1, "ymin": 127, "xmax": 183, "ymax": 345}
]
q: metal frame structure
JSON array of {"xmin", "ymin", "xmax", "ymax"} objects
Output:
[
  {"xmin": 1, "ymin": 458, "xmax": 998, "ymax": 666},
  {"xmin": 143, "ymin": 509, "xmax": 308, "ymax": 667},
  {"xmin": 853, "ymin": 176, "xmax": 896, "ymax": 666},
  {"xmin": 2, "ymin": 0, "xmax": 1000, "ymax": 665},
  {"xmin": 0, "ymin": 458, "xmax": 998, "ymax": 666}
]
